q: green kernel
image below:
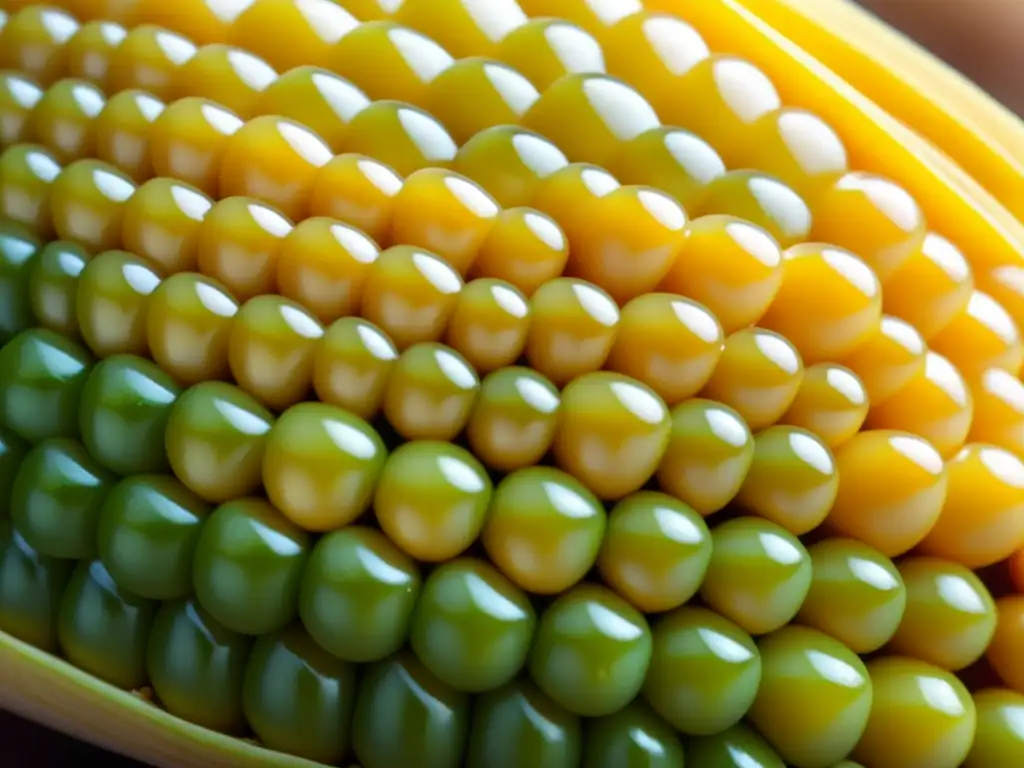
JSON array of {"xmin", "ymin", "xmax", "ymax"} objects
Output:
[
  {"xmin": 147, "ymin": 598, "xmax": 252, "ymax": 734},
  {"xmin": 28, "ymin": 239, "xmax": 90, "ymax": 340},
  {"xmin": 299, "ymin": 525, "xmax": 421, "ymax": 663},
  {"xmin": 643, "ymin": 606, "xmax": 762, "ymax": 735},
  {"xmin": 0, "ymin": 219, "xmax": 40, "ymax": 345},
  {"xmin": 10, "ymin": 438, "xmax": 116, "ymax": 559},
  {"xmin": 686, "ymin": 722, "xmax": 786, "ymax": 768},
  {"xmin": 193, "ymin": 498, "xmax": 310, "ymax": 636},
  {"xmin": 57, "ymin": 559, "xmax": 157, "ymax": 690},
  {"xmin": 352, "ymin": 650, "xmax": 470, "ymax": 768},
  {"xmin": 0, "ymin": 328, "xmax": 94, "ymax": 444},
  {"xmin": 410, "ymin": 557, "xmax": 535, "ymax": 692},
  {"xmin": 242, "ymin": 623, "xmax": 358, "ymax": 765},
  {"xmin": 528, "ymin": 583, "xmax": 652, "ymax": 717},
  {"xmin": 964, "ymin": 689, "xmax": 1024, "ymax": 768},
  {"xmin": 97, "ymin": 475, "xmax": 210, "ymax": 600},
  {"xmin": 0, "ymin": 426, "xmax": 30, "ymax": 516},
  {"xmin": 79, "ymin": 354, "xmax": 182, "ymax": 475},
  {"xmin": 0, "ymin": 517, "xmax": 74, "ymax": 651},
  {"xmin": 582, "ymin": 700, "xmax": 685, "ymax": 768},
  {"xmin": 465, "ymin": 677, "xmax": 582, "ymax": 768}
]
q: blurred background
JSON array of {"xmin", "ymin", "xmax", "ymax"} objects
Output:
[{"xmin": 3, "ymin": 0, "xmax": 1022, "ymax": 766}]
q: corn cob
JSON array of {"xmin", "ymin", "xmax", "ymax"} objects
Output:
[{"xmin": 1, "ymin": 1, "xmax": 1023, "ymax": 768}]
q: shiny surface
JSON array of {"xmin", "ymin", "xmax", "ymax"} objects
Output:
[
  {"xmin": 106, "ymin": 25, "xmax": 197, "ymax": 101},
  {"xmin": 779, "ymin": 363, "xmax": 869, "ymax": 449},
  {"xmin": 76, "ymin": 249, "xmax": 160, "ymax": 359},
  {"xmin": 120, "ymin": 177, "xmax": 213, "ymax": 274},
  {"xmin": 700, "ymin": 516, "xmax": 813, "ymax": 636},
  {"xmin": 988, "ymin": 596, "xmax": 1024, "ymax": 693},
  {"xmin": 496, "ymin": 17, "xmax": 606, "ymax": 91},
  {"xmin": 444, "ymin": 278, "xmax": 530, "ymax": 373},
  {"xmin": 27, "ymin": 78, "xmax": 105, "ymax": 164},
  {"xmin": 147, "ymin": 97, "xmax": 242, "ymax": 196},
  {"xmin": 0, "ymin": 6, "xmax": 78, "ymax": 86},
  {"xmin": 307, "ymin": 153, "xmax": 403, "ymax": 246},
  {"xmin": 969, "ymin": 368, "xmax": 1024, "ymax": 458},
  {"xmin": 643, "ymin": 605, "xmax": 761, "ymax": 735},
  {"xmin": 582, "ymin": 700, "xmax": 685, "ymax": 768},
  {"xmin": 963, "ymin": 688, "xmax": 1024, "ymax": 768},
  {"xmin": 472, "ymin": 206, "xmax": 569, "ymax": 297},
  {"xmin": 229, "ymin": 0, "xmax": 357, "ymax": 72},
  {"xmin": 312, "ymin": 317, "xmax": 399, "ymax": 420},
  {"xmin": 454, "ymin": 126, "xmax": 569, "ymax": 210},
  {"xmin": 174, "ymin": 45, "xmax": 276, "ymax": 119},
  {"xmin": 93, "ymin": 89, "xmax": 164, "ymax": 183},
  {"xmin": 343, "ymin": 100, "xmax": 458, "ymax": 177},
  {"xmin": 930, "ymin": 289, "xmax": 1024, "ymax": 378},
  {"xmin": 0, "ymin": 142, "xmax": 61, "ymax": 237},
  {"xmin": 693, "ymin": 169, "xmax": 812, "ymax": 248},
  {"xmin": 50, "ymin": 159, "xmax": 136, "ymax": 254},
  {"xmin": 838, "ymin": 315, "xmax": 927, "ymax": 407},
  {"xmin": 0, "ymin": 221, "xmax": 40, "ymax": 345}
]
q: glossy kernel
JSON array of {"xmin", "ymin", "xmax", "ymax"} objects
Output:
[
  {"xmin": 164, "ymin": 381, "xmax": 274, "ymax": 504},
  {"xmin": 343, "ymin": 100, "xmax": 458, "ymax": 177},
  {"xmin": 737, "ymin": 425, "xmax": 839, "ymax": 535},
  {"xmin": 394, "ymin": 0, "xmax": 527, "ymax": 58},
  {"xmin": 838, "ymin": 315, "xmax": 927, "ymax": 407},
  {"xmin": 466, "ymin": 678, "xmax": 582, "ymax": 768},
  {"xmin": 352, "ymin": 651, "xmax": 469, "ymax": 768},
  {"xmin": 597, "ymin": 491, "xmax": 711, "ymax": 613},
  {"xmin": 93, "ymin": 89, "xmax": 164, "ymax": 183},
  {"xmin": 658, "ymin": 214, "xmax": 783, "ymax": 334},
  {"xmin": 866, "ymin": 352, "xmax": 974, "ymax": 459},
  {"xmin": 970, "ymin": 368, "xmax": 1024, "ymax": 459},
  {"xmin": 76, "ymin": 249, "xmax": 160, "ymax": 359},
  {"xmin": 482, "ymin": 466, "xmax": 605, "ymax": 595},
  {"xmin": 0, "ymin": 72, "xmax": 43, "ymax": 146},
  {"xmin": 883, "ymin": 231, "xmax": 974, "ymax": 340},
  {"xmin": 888, "ymin": 557, "xmax": 997, "ymax": 671},
  {"xmin": 554, "ymin": 371, "xmax": 671, "ymax": 500},
  {"xmin": 312, "ymin": 317, "xmax": 398, "ymax": 420},
  {"xmin": 811, "ymin": 172, "xmax": 926, "ymax": 282},
  {"xmin": 700, "ymin": 516, "xmax": 813, "ymax": 636},
  {"xmin": 146, "ymin": 598, "xmax": 251, "ymax": 734},
  {"xmin": 307, "ymin": 153, "xmax": 403, "ymax": 246},
  {"xmin": 0, "ymin": 221, "xmax": 39, "ymax": 345},
  {"xmin": 146, "ymin": 271, "xmax": 238, "ymax": 387},
  {"xmin": 120, "ymin": 177, "xmax": 213, "ymax": 274},
  {"xmin": 193, "ymin": 497, "xmax": 311, "ymax": 636},
  {"xmin": 107, "ymin": 25, "xmax": 197, "ymax": 101},
  {"xmin": 642, "ymin": 605, "xmax": 761, "ymax": 735},
  {"xmin": 656, "ymin": 398, "xmax": 755, "ymax": 516},
  {"xmin": 299, "ymin": 526, "xmax": 419, "ymax": 664},
  {"xmin": 230, "ymin": 0, "xmax": 357, "ymax": 72},
  {"xmin": 852, "ymin": 657, "xmax": 976, "ymax": 768},
  {"xmin": 57, "ymin": 559, "xmax": 156, "ymax": 690},
  {"xmin": 174, "ymin": 44, "xmax": 277, "ymax": 118},
  {"xmin": 685, "ymin": 723, "xmax": 785, "ymax": 768},
  {"xmin": 253, "ymin": 66, "xmax": 370, "ymax": 153},
  {"xmin": 10, "ymin": 438, "xmax": 116, "ymax": 560},
  {"xmin": 454, "ymin": 126, "xmax": 569, "ymax": 210},
  {"xmin": 410, "ymin": 557, "xmax": 536, "ymax": 692},
  {"xmin": 760, "ymin": 243, "xmax": 882, "ymax": 364},
  {"xmin": 0, "ymin": 142, "xmax": 61, "ymax": 237},
  {"xmin": 360, "ymin": 245, "xmax": 463, "ymax": 351},
  {"xmin": 49, "ymin": 159, "xmax": 136, "ymax": 253},
  {"xmin": 988, "ymin": 596, "xmax": 1024, "ymax": 692},
  {"xmin": 529, "ymin": 583, "xmax": 652, "ymax": 717},
  {"xmin": 228, "ymin": 295, "xmax": 323, "ymax": 411},
  {"xmin": 582, "ymin": 701, "xmax": 685, "ymax": 768},
  {"xmin": 797, "ymin": 538, "xmax": 906, "ymax": 654},
  {"xmin": 472, "ymin": 206, "xmax": 568, "ymax": 296},
  {"xmin": 277, "ymin": 217, "xmax": 380, "ymax": 324},
  {"xmin": 382, "ymin": 342, "xmax": 479, "ymax": 441},
  {"xmin": 64, "ymin": 20, "xmax": 127, "ymax": 92},
  {"xmin": 0, "ymin": 428, "xmax": 29, "ymax": 517},
  {"xmin": 930, "ymin": 290, "xmax": 1024, "ymax": 378},
  {"xmin": 749, "ymin": 625, "xmax": 873, "ymax": 768},
  {"xmin": 779, "ymin": 363, "xmax": 869, "ymax": 449},
  {"xmin": 444, "ymin": 278, "xmax": 530, "ymax": 372},
  {"xmin": 699, "ymin": 327, "xmax": 805, "ymax": 432},
  {"xmin": 389, "ymin": 167, "xmax": 500, "ymax": 276},
  {"xmin": 525, "ymin": 278, "xmax": 618, "ymax": 386},
  {"xmin": 27, "ymin": 239, "xmax": 89, "ymax": 340},
  {"xmin": 0, "ymin": 327, "xmax": 93, "ymax": 443},
  {"xmin": 522, "ymin": 73, "xmax": 661, "ymax": 167},
  {"xmin": 693, "ymin": 169, "xmax": 812, "ymax": 248},
  {"xmin": 0, "ymin": 6, "xmax": 78, "ymax": 85},
  {"xmin": 529, "ymin": 162, "xmax": 619, "ymax": 246},
  {"xmin": 827, "ymin": 430, "xmax": 949, "ymax": 556},
  {"xmin": 567, "ymin": 185, "xmax": 687, "ymax": 304},
  {"xmin": 606, "ymin": 293, "xmax": 723, "ymax": 405},
  {"xmin": 218, "ymin": 115, "xmax": 333, "ymax": 222},
  {"xmin": 263, "ymin": 402, "xmax": 386, "ymax": 532},
  {"xmin": 917, "ymin": 443, "xmax": 1024, "ymax": 568},
  {"xmin": 374, "ymin": 441, "xmax": 492, "ymax": 563},
  {"xmin": 147, "ymin": 97, "xmax": 243, "ymax": 196},
  {"xmin": 242, "ymin": 624, "xmax": 357, "ymax": 765},
  {"xmin": 78, "ymin": 354, "xmax": 181, "ymax": 476},
  {"xmin": 964, "ymin": 688, "xmax": 1024, "ymax": 768},
  {"xmin": 464, "ymin": 367, "xmax": 558, "ymax": 471},
  {"xmin": 427, "ymin": 57, "xmax": 539, "ymax": 145},
  {"xmin": 496, "ymin": 17, "xmax": 606, "ymax": 91},
  {"xmin": 195, "ymin": 196, "xmax": 292, "ymax": 302},
  {"xmin": 97, "ymin": 475, "xmax": 210, "ymax": 600}
]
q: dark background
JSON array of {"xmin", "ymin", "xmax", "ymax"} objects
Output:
[{"xmin": 3, "ymin": 1, "xmax": 1021, "ymax": 766}]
